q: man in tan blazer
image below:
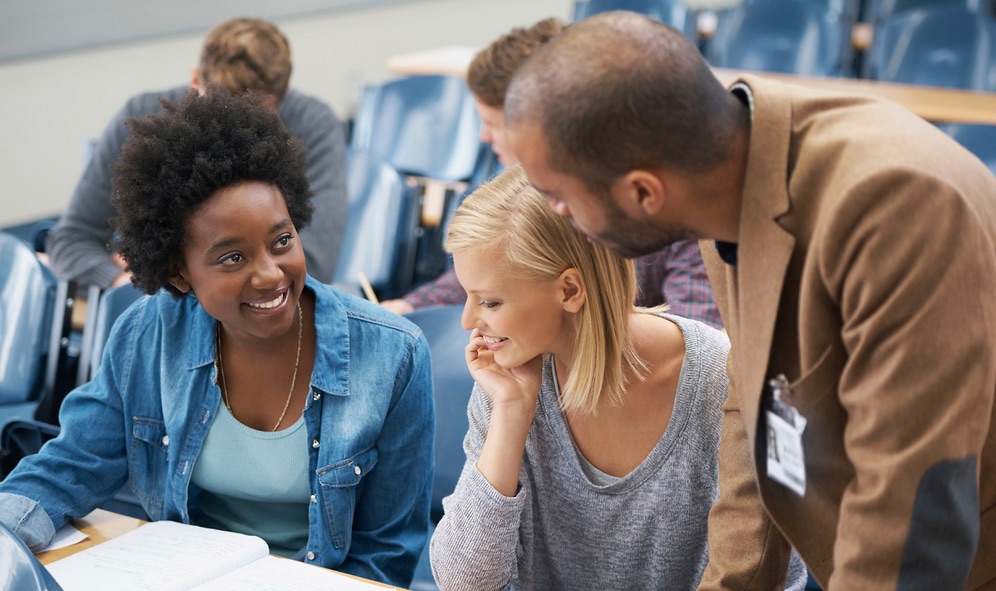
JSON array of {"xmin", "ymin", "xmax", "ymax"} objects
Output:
[{"xmin": 504, "ymin": 11, "xmax": 996, "ymax": 591}]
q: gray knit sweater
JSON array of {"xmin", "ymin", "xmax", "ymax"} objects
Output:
[{"xmin": 430, "ymin": 314, "xmax": 806, "ymax": 590}]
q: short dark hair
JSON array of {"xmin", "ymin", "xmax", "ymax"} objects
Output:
[
  {"xmin": 111, "ymin": 90, "xmax": 313, "ymax": 298},
  {"xmin": 467, "ymin": 17, "xmax": 567, "ymax": 107},
  {"xmin": 505, "ymin": 12, "xmax": 737, "ymax": 195}
]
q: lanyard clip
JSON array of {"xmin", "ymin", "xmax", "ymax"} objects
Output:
[{"xmin": 768, "ymin": 373, "xmax": 792, "ymax": 403}]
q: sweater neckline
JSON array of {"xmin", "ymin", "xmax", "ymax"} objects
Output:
[{"xmin": 539, "ymin": 314, "xmax": 702, "ymax": 493}]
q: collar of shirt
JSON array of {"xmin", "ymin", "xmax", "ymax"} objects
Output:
[{"xmin": 713, "ymin": 83, "xmax": 755, "ymax": 267}]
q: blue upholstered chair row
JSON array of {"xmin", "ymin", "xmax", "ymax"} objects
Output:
[
  {"xmin": 573, "ymin": 0, "xmax": 996, "ymax": 89},
  {"xmin": 349, "ymin": 74, "xmax": 496, "ymax": 297}
]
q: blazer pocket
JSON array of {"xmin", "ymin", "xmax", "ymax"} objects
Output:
[
  {"xmin": 127, "ymin": 417, "xmax": 168, "ymax": 515},
  {"xmin": 316, "ymin": 446, "xmax": 380, "ymax": 549},
  {"xmin": 786, "ymin": 342, "xmax": 845, "ymax": 414}
]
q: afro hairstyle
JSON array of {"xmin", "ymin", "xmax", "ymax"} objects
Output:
[{"xmin": 110, "ymin": 88, "xmax": 313, "ymax": 298}]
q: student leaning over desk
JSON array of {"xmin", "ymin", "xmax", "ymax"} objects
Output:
[{"xmin": 0, "ymin": 90, "xmax": 434, "ymax": 588}]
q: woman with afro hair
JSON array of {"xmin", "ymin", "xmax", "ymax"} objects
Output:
[{"xmin": 0, "ymin": 90, "xmax": 434, "ymax": 588}]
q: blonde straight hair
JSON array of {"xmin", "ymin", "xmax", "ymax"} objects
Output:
[{"xmin": 445, "ymin": 165, "xmax": 647, "ymax": 415}]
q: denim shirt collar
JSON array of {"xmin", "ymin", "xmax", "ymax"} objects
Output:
[{"xmin": 181, "ymin": 274, "xmax": 351, "ymax": 398}]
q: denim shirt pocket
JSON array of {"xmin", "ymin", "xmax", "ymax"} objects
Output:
[
  {"xmin": 316, "ymin": 445, "xmax": 380, "ymax": 549},
  {"xmin": 128, "ymin": 417, "xmax": 169, "ymax": 516}
]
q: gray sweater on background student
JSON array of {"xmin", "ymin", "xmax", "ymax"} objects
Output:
[
  {"xmin": 429, "ymin": 314, "xmax": 807, "ymax": 591},
  {"xmin": 47, "ymin": 85, "xmax": 348, "ymax": 286}
]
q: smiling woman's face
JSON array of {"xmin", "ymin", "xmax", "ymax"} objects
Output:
[
  {"xmin": 453, "ymin": 247, "xmax": 572, "ymax": 369},
  {"xmin": 170, "ymin": 181, "xmax": 306, "ymax": 345}
]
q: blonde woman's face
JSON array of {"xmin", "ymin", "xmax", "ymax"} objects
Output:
[{"xmin": 454, "ymin": 248, "xmax": 569, "ymax": 368}]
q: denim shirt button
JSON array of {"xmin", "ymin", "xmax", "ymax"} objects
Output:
[
  {"xmin": 306, "ymin": 551, "xmax": 315, "ymax": 561},
  {"xmin": 310, "ymin": 494, "xmax": 317, "ymax": 503},
  {"xmin": 161, "ymin": 435, "xmax": 169, "ymax": 446},
  {"xmin": 353, "ymin": 465, "xmax": 362, "ymax": 476},
  {"xmin": 312, "ymin": 438, "xmax": 320, "ymax": 448},
  {"xmin": 312, "ymin": 390, "xmax": 321, "ymax": 401}
]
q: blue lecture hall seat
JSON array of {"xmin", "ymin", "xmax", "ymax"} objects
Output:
[
  {"xmin": 77, "ymin": 282, "xmax": 144, "ymax": 387},
  {"xmin": 864, "ymin": 0, "xmax": 984, "ymax": 22},
  {"xmin": 350, "ymin": 75, "xmax": 483, "ymax": 183},
  {"xmin": 403, "ymin": 305, "xmax": 475, "ymax": 591},
  {"xmin": 573, "ymin": 0, "xmax": 699, "ymax": 39},
  {"xmin": 0, "ymin": 519, "xmax": 64, "ymax": 591},
  {"xmin": 334, "ymin": 149, "xmax": 420, "ymax": 300},
  {"xmin": 707, "ymin": 0, "xmax": 852, "ymax": 77},
  {"xmin": 862, "ymin": 4, "xmax": 996, "ymax": 90},
  {"xmin": 349, "ymin": 74, "xmax": 488, "ymax": 289},
  {"xmin": 1, "ymin": 282, "xmax": 149, "ymax": 519},
  {"xmin": 0, "ymin": 232, "xmax": 57, "ymax": 429}
]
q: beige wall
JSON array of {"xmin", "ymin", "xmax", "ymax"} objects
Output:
[
  {"xmin": 0, "ymin": 0, "xmax": 578, "ymax": 227},
  {"xmin": 0, "ymin": 0, "xmax": 736, "ymax": 227}
]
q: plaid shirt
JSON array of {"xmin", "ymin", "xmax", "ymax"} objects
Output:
[{"xmin": 403, "ymin": 239, "xmax": 722, "ymax": 329}]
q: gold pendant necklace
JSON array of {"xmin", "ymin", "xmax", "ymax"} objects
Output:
[{"xmin": 216, "ymin": 302, "xmax": 303, "ymax": 432}]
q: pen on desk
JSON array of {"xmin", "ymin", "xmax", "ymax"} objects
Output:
[{"xmin": 358, "ymin": 272, "xmax": 379, "ymax": 304}]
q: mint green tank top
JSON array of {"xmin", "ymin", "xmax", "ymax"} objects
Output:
[{"xmin": 191, "ymin": 404, "xmax": 310, "ymax": 556}]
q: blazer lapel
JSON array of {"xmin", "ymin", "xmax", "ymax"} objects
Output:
[{"xmin": 729, "ymin": 75, "xmax": 797, "ymax": 446}]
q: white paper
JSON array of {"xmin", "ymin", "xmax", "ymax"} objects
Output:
[
  {"xmin": 46, "ymin": 521, "xmax": 268, "ymax": 591},
  {"xmin": 45, "ymin": 521, "xmax": 395, "ymax": 590},
  {"xmin": 192, "ymin": 555, "xmax": 397, "ymax": 590},
  {"xmin": 38, "ymin": 523, "xmax": 88, "ymax": 552}
]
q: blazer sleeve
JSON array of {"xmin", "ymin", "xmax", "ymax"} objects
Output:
[{"xmin": 815, "ymin": 171, "xmax": 995, "ymax": 590}]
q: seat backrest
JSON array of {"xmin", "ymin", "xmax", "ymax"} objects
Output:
[
  {"xmin": 862, "ymin": 5, "xmax": 996, "ymax": 90},
  {"xmin": 403, "ymin": 305, "xmax": 474, "ymax": 522},
  {"xmin": 0, "ymin": 519, "xmax": 64, "ymax": 590},
  {"xmin": 574, "ymin": 0, "xmax": 697, "ymax": 38},
  {"xmin": 85, "ymin": 283, "xmax": 144, "ymax": 382},
  {"xmin": 707, "ymin": 0, "xmax": 851, "ymax": 76},
  {"xmin": 350, "ymin": 75, "xmax": 483, "ymax": 182},
  {"xmin": 334, "ymin": 150, "xmax": 420, "ymax": 300},
  {"xmin": 866, "ymin": 0, "xmax": 981, "ymax": 22},
  {"xmin": 0, "ymin": 232, "xmax": 57, "ymax": 406}
]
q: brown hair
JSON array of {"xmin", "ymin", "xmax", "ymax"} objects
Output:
[
  {"xmin": 199, "ymin": 18, "xmax": 292, "ymax": 104},
  {"xmin": 467, "ymin": 17, "xmax": 567, "ymax": 107}
]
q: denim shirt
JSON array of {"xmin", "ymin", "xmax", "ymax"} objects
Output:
[{"xmin": 0, "ymin": 276, "xmax": 434, "ymax": 587}]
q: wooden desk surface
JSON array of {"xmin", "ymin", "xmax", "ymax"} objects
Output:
[
  {"xmin": 36, "ymin": 509, "xmax": 402, "ymax": 589},
  {"xmin": 386, "ymin": 46, "xmax": 996, "ymax": 126},
  {"xmin": 712, "ymin": 68, "xmax": 996, "ymax": 126},
  {"xmin": 35, "ymin": 508, "xmax": 144, "ymax": 564}
]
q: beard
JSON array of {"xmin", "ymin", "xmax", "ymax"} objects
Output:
[{"xmin": 591, "ymin": 198, "xmax": 698, "ymax": 258}]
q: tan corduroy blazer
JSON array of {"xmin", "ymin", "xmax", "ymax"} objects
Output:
[{"xmin": 697, "ymin": 75, "xmax": 996, "ymax": 591}]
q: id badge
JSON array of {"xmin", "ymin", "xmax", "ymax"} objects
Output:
[{"xmin": 764, "ymin": 374, "xmax": 807, "ymax": 496}]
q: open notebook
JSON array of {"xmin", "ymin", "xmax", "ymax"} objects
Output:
[{"xmin": 45, "ymin": 521, "xmax": 397, "ymax": 591}]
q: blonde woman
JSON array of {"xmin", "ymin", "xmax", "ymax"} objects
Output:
[{"xmin": 429, "ymin": 166, "xmax": 807, "ymax": 590}]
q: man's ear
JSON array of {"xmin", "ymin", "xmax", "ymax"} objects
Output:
[
  {"xmin": 168, "ymin": 266, "xmax": 192, "ymax": 294},
  {"xmin": 613, "ymin": 170, "xmax": 666, "ymax": 216},
  {"xmin": 558, "ymin": 268, "xmax": 586, "ymax": 314}
]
